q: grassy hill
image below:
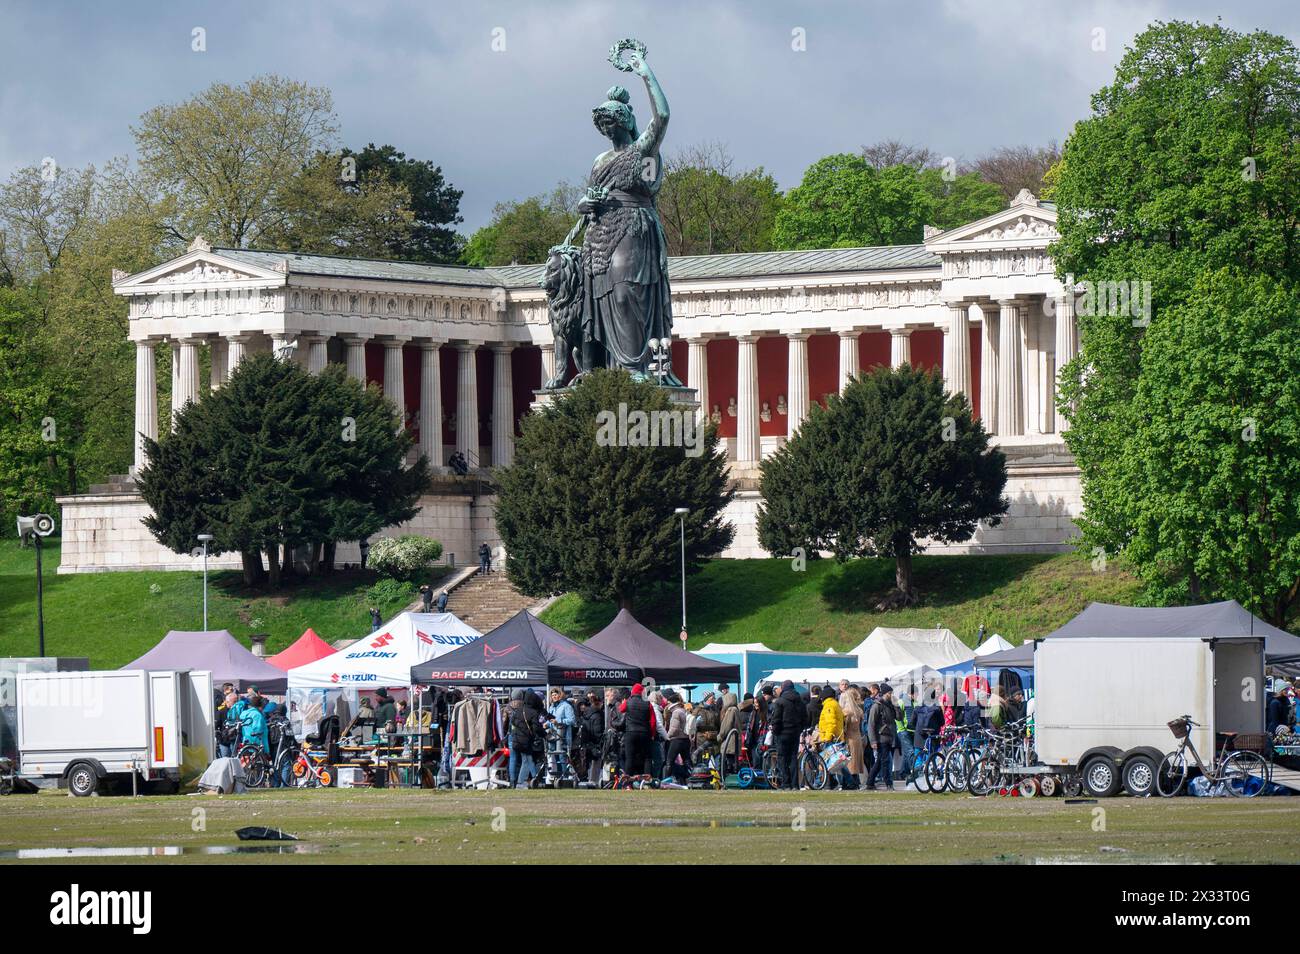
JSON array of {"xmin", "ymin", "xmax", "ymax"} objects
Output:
[
  {"xmin": 2, "ymin": 538, "xmax": 1152, "ymax": 668},
  {"xmin": 0, "ymin": 538, "xmax": 437, "ymax": 669},
  {"xmin": 540, "ymin": 551, "xmax": 1148, "ymax": 650}
]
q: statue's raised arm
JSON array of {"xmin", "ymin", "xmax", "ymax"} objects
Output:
[{"xmin": 628, "ymin": 51, "xmax": 668, "ymax": 156}]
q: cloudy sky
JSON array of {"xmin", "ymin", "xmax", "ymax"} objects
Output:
[{"xmin": 2, "ymin": 0, "xmax": 1296, "ymax": 233}]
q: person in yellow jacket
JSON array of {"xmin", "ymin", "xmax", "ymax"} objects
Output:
[{"xmin": 818, "ymin": 684, "xmax": 844, "ymax": 743}]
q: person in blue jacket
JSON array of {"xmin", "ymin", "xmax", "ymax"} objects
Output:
[
  {"xmin": 548, "ymin": 688, "xmax": 577, "ymax": 779},
  {"xmin": 240, "ymin": 696, "xmax": 270, "ymax": 752}
]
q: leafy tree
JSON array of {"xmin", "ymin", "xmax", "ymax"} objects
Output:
[
  {"xmin": 1051, "ymin": 20, "xmax": 1300, "ymax": 625},
  {"xmin": 0, "ymin": 287, "xmax": 61, "ymax": 520},
  {"xmin": 138, "ymin": 355, "xmax": 429, "ymax": 588},
  {"xmin": 772, "ymin": 154, "xmax": 935, "ymax": 249},
  {"xmin": 657, "ymin": 142, "xmax": 783, "ymax": 255},
  {"xmin": 920, "ymin": 168, "xmax": 1006, "ymax": 231},
  {"xmin": 133, "ymin": 75, "xmax": 339, "ymax": 248},
  {"xmin": 347, "ymin": 144, "xmax": 464, "ymax": 263},
  {"xmin": 495, "ymin": 369, "xmax": 734, "ymax": 609},
  {"xmin": 758, "ymin": 366, "xmax": 1007, "ymax": 609},
  {"xmin": 461, "ymin": 184, "xmax": 578, "ymax": 266}
]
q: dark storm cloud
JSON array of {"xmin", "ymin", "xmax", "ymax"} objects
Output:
[{"xmin": 1, "ymin": 0, "xmax": 1296, "ymax": 232}]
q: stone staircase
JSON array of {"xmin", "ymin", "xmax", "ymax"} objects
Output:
[{"xmin": 443, "ymin": 569, "xmax": 538, "ymax": 632}]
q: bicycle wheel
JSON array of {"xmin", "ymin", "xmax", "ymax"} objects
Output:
[
  {"xmin": 800, "ymin": 752, "xmax": 828, "ymax": 791},
  {"xmin": 924, "ymin": 751, "xmax": 948, "ymax": 793},
  {"xmin": 761, "ymin": 749, "xmax": 782, "ymax": 789},
  {"xmin": 967, "ymin": 755, "xmax": 998, "ymax": 796},
  {"xmin": 237, "ymin": 745, "xmax": 267, "ymax": 787},
  {"xmin": 272, "ymin": 748, "xmax": 299, "ymax": 788},
  {"xmin": 944, "ymin": 750, "xmax": 970, "ymax": 793},
  {"xmin": 1222, "ymin": 751, "xmax": 1269, "ymax": 797},
  {"xmin": 1155, "ymin": 750, "xmax": 1188, "ymax": 797}
]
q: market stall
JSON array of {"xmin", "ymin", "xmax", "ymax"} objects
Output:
[
  {"xmin": 761, "ymin": 627, "xmax": 972, "ymax": 693},
  {"xmin": 585, "ymin": 609, "xmax": 740, "ymax": 687},
  {"xmin": 267, "ymin": 628, "xmax": 336, "ymax": 671},
  {"xmin": 121, "ymin": 629, "xmax": 288, "ymax": 693}
]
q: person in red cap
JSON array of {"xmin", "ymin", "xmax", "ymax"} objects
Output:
[{"xmin": 619, "ymin": 683, "xmax": 657, "ymax": 776}]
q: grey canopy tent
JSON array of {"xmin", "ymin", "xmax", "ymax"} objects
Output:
[
  {"xmin": 975, "ymin": 600, "xmax": 1300, "ymax": 672},
  {"xmin": 410, "ymin": 610, "xmax": 642, "ymax": 686},
  {"xmin": 122, "ymin": 630, "xmax": 288, "ymax": 693},
  {"xmin": 585, "ymin": 609, "xmax": 741, "ymax": 686}
]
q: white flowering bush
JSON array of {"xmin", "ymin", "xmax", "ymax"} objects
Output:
[{"xmin": 368, "ymin": 535, "xmax": 444, "ymax": 579}]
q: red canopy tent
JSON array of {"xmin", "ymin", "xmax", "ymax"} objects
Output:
[{"xmin": 267, "ymin": 629, "xmax": 337, "ymax": 671}]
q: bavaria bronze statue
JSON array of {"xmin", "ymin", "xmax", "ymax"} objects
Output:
[{"xmin": 542, "ymin": 39, "xmax": 681, "ymax": 388}]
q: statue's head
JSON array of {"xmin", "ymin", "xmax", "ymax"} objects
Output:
[{"xmin": 592, "ymin": 85, "xmax": 636, "ymax": 141}]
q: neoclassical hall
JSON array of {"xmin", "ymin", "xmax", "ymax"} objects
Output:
[{"xmin": 58, "ymin": 190, "xmax": 1081, "ymax": 573}]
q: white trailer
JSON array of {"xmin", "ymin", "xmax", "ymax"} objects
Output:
[
  {"xmin": 1033, "ymin": 636, "xmax": 1265, "ymax": 797},
  {"xmin": 16, "ymin": 669, "xmax": 214, "ymax": 796}
]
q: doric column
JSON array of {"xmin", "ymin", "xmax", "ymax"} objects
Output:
[
  {"xmin": 225, "ymin": 334, "xmax": 250, "ymax": 379},
  {"xmin": 343, "ymin": 335, "xmax": 369, "ymax": 383},
  {"xmin": 735, "ymin": 334, "xmax": 760, "ymax": 467},
  {"xmin": 785, "ymin": 332, "xmax": 810, "ymax": 438},
  {"xmin": 539, "ymin": 342, "xmax": 556, "ymax": 387},
  {"xmin": 209, "ymin": 338, "xmax": 228, "ymax": 391},
  {"xmin": 979, "ymin": 302, "xmax": 999, "ymax": 433},
  {"xmin": 381, "ymin": 339, "xmax": 408, "ymax": 429},
  {"xmin": 419, "ymin": 341, "xmax": 442, "ymax": 468},
  {"xmin": 945, "ymin": 301, "xmax": 973, "ymax": 401},
  {"xmin": 133, "ymin": 340, "xmax": 157, "ymax": 473},
  {"xmin": 686, "ymin": 337, "xmax": 709, "ymax": 426},
  {"xmin": 491, "ymin": 344, "xmax": 514, "ymax": 467},
  {"xmin": 301, "ymin": 334, "xmax": 329, "ymax": 375},
  {"xmin": 455, "ymin": 342, "xmax": 479, "ymax": 461},
  {"xmin": 838, "ymin": 330, "xmax": 860, "ymax": 392},
  {"xmin": 890, "ymin": 328, "xmax": 912, "ymax": 369},
  {"xmin": 997, "ymin": 299, "xmax": 1024, "ymax": 436},
  {"xmin": 1053, "ymin": 287, "xmax": 1078, "ymax": 433}
]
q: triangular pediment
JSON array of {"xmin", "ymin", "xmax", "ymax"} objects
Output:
[
  {"xmin": 925, "ymin": 192, "xmax": 1058, "ymax": 250},
  {"xmin": 113, "ymin": 244, "xmax": 288, "ymax": 291}
]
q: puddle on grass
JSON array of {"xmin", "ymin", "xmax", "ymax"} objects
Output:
[
  {"xmin": 0, "ymin": 844, "xmax": 324, "ymax": 859},
  {"xmin": 535, "ymin": 817, "xmax": 963, "ymax": 829}
]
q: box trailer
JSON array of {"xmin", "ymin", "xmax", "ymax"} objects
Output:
[
  {"xmin": 1033, "ymin": 636, "xmax": 1264, "ymax": 797},
  {"xmin": 16, "ymin": 669, "xmax": 214, "ymax": 796}
]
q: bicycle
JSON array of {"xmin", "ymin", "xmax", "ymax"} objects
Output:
[
  {"xmin": 1155, "ymin": 715, "xmax": 1269, "ymax": 797},
  {"xmin": 286, "ymin": 748, "xmax": 334, "ymax": 788},
  {"xmin": 966, "ymin": 718, "xmax": 1033, "ymax": 796},
  {"xmin": 236, "ymin": 742, "xmax": 269, "ymax": 787}
]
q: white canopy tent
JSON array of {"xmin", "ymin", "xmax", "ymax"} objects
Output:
[
  {"xmin": 974, "ymin": 632, "xmax": 1014, "ymax": 656},
  {"xmin": 697, "ymin": 641, "xmax": 772, "ymax": 654},
  {"xmin": 763, "ymin": 627, "xmax": 974, "ymax": 689},
  {"xmin": 287, "ymin": 612, "xmax": 482, "ymax": 689}
]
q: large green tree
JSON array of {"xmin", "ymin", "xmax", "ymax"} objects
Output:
[
  {"xmin": 343, "ymin": 144, "xmax": 464, "ymax": 263},
  {"xmin": 758, "ymin": 366, "xmax": 1007, "ymax": 608},
  {"xmin": 657, "ymin": 143, "xmax": 783, "ymax": 255},
  {"xmin": 773, "ymin": 153, "xmax": 935, "ymax": 249},
  {"xmin": 137, "ymin": 355, "xmax": 429, "ymax": 587},
  {"xmin": 1051, "ymin": 21, "xmax": 1300, "ymax": 625},
  {"xmin": 495, "ymin": 370, "xmax": 734, "ymax": 609},
  {"xmin": 461, "ymin": 184, "xmax": 578, "ymax": 267}
]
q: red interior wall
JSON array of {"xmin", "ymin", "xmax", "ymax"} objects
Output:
[
  {"xmin": 671, "ymin": 340, "xmax": 687, "ymax": 382},
  {"xmin": 440, "ymin": 347, "xmax": 457, "ymax": 452},
  {"xmin": 476, "ymin": 347, "xmax": 492, "ymax": 446},
  {"xmin": 757, "ymin": 336, "xmax": 787, "ymax": 436},
  {"xmin": 911, "ymin": 329, "xmax": 943, "ymax": 373},
  {"xmin": 808, "ymin": 333, "xmax": 839, "ymax": 408},
  {"xmin": 858, "ymin": 331, "xmax": 889, "ymax": 373},
  {"xmin": 402, "ymin": 345, "xmax": 420, "ymax": 436},
  {"xmin": 364, "ymin": 342, "xmax": 384, "ymax": 387},
  {"xmin": 970, "ymin": 326, "xmax": 982, "ymax": 420},
  {"xmin": 706, "ymin": 338, "xmax": 738, "ymax": 438},
  {"xmin": 512, "ymin": 346, "xmax": 541, "ymax": 435}
]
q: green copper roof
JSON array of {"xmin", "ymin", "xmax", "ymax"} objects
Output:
[{"xmin": 217, "ymin": 243, "xmax": 940, "ymax": 292}]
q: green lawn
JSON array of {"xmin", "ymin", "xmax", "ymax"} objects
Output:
[
  {"xmin": 0, "ymin": 787, "xmax": 1295, "ymax": 865},
  {"xmin": 541, "ymin": 551, "xmax": 1149, "ymax": 650},
  {"xmin": 0, "ymin": 538, "xmax": 443, "ymax": 668}
]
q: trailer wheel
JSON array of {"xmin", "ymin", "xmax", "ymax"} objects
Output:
[
  {"xmin": 1082, "ymin": 756, "xmax": 1120, "ymax": 797},
  {"xmin": 1122, "ymin": 755, "xmax": 1157, "ymax": 797},
  {"xmin": 1061, "ymin": 774, "xmax": 1084, "ymax": 798},
  {"xmin": 66, "ymin": 762, "xmax": 100, "ymax": 797}
]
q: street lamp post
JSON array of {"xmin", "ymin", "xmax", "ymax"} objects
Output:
[
  {"xmin": 674, "ymin": 507, "xmax": 689, "ymax": 646},
  {"xmin": 16, "ymin": 514, "xmax": 55, "ymax": 656},
  {"xmin": 197, "ymin": 534, "xmax": 214, "ymax": 630}
]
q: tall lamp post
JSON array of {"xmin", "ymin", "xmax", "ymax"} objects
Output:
[
  {"xmin": 674, "ymin": 507, "xmax": 689, "ymax": 647},
  {"xmin": 16, "ymin": 514, "xmax": 55, "ymax": 657},
  {"xmin": 196, "ymin": 533, "xmax": 214, "ymax": 630}
]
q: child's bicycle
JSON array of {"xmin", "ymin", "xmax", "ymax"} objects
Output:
[{"xmin": 286, "ymin": 748, "xmax": 334, "ymax": 788}]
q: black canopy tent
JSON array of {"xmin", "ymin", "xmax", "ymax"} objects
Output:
[
  {"xmin": 585, "ymin": 608, "xmax": 741, "ymax": 685},
  {"xmin": 410, "ymin": 610, "xmax": 642, "ymax": 687},
  {"xmin": 975, "ymin": 600, "xmax": 1300, "ymax": 671}
]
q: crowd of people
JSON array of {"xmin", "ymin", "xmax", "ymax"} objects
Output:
[{"xmin": 215, "ymin": 684, "xmax": 283, "ymax": 758}]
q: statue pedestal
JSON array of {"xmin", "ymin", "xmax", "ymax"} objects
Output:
[{"xmin": 531, "ymin": 384, "xmax": 699, "ymax": 412}]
